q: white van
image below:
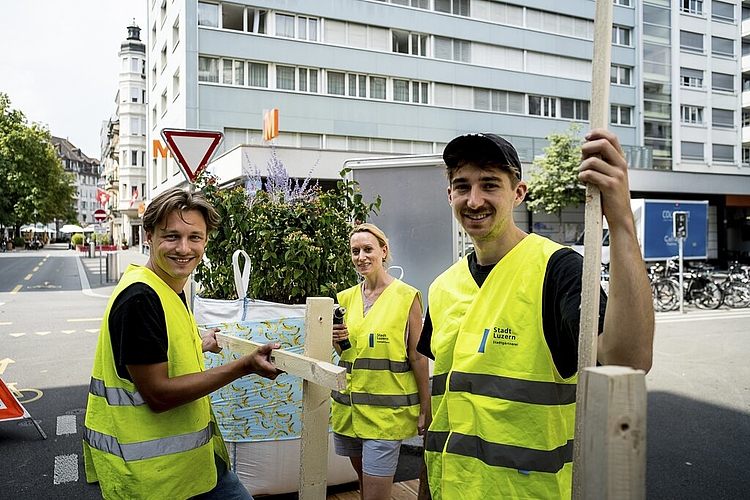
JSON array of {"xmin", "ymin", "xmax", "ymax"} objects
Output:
[{"xmin": 571, "ymin": 227, "xmax": 610, "ymax": 265}]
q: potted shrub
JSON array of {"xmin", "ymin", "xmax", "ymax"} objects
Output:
[{"xmin": 194, "ymin": 150, "xmax": 380, "ymax": 303}]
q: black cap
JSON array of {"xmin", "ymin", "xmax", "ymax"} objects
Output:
[{"xmin": 443, "ymin": 133, "xmax": 522, "ymax": 180}]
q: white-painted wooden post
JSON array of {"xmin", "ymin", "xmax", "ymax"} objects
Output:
[{"xmin": 216, "ymin": 297, "xmax": 343, "ymax": 500}]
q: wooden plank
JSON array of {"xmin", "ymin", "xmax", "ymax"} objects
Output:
[
  {"xmin": 572, "ymin": 0, "xmax": 613, "ymax": 497},
  {"xmin": 299, "ymin": 297, "xmax": 335, "ymax": 500},
  {"xmin": 578, "ymin": 366, "xmax": 647, "ymax": 500},
  {"xmin": 215, "ymin": 332, "xmax": 346, "ymax": 391}
]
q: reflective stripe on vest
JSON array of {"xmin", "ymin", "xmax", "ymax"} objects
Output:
[
  {"xmin": 449, "ymin": 371, "xmax": 576, "ymax": 406},
  {"xmin": 332, "ymin": 390, "xmax": 420, "ymax": 407},
  {"xmin": 88, "ymin": 377, "xmax": 145, "ymax": 406},
  {"xmin": 425, "ymin": 431, "xmax": 573, "ymax": 474},
  {"xmin": 83, "ymin": 423, "xmax": 213, "ymax": 462}
]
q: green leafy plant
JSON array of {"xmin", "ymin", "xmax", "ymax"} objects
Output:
[
  {"xmin": 194, "ymin": 149, "xmax": 381, "ymax": 303},
  {"xmin": 525, "ymin": 123, "xmax": 586, "ymax": 242}
]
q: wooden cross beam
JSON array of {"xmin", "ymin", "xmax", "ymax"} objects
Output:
[{"xmin": 216, "ymin": 297, "xmax": 341, "ymax": 499}]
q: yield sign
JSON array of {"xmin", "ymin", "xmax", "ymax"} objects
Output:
[{"xmin": 160, "ymin": 129, "xmax": 223, "ymax": 183}]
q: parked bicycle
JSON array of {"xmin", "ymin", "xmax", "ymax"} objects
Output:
[
  {"xmin": 714, "ymin": 261, "xmax": 750, "ymax": 309},
  {"xmin": 649, "ymin": 257, "xmax": 723, "ymax": 311}
]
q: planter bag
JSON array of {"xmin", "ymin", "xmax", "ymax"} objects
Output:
[{"xmin": 194, "ymin": 249, "xmax": 328, "ymax": 443}]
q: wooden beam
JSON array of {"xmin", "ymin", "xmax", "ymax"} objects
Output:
[
  {"xmin": 299, "ymin": 297, "xmax": 335, "ymax": 499},
  {"xmin": 215, "ymin": 331, "xmax": 346, "ymax": 392},
  {"xmin": 572, "ymin": 0, "xmax": 613, "ymax": 497},
  {"xmin": 577, "ymin": 366, "xmax": 647, "ymax": 500}
]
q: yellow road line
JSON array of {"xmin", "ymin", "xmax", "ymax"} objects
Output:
[
  {"xmin": 11, "ymin": 285, "xmax": 22, "ymax": 294},
  {"xmin": 24, "ymin": 274, "xmax": 32, "ymax": 280}
]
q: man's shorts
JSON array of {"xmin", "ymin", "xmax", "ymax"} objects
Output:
[{"xmin": 333, "ymin": 433, "xmax": 402, "ymax": 477}]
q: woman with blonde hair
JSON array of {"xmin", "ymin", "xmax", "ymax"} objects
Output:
[{"xmin": 331, "ymin": 223, "xmax": 431, "ymax": 500}]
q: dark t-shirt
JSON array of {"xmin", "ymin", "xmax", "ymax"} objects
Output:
[
  {"xmin": 109, "ymin": 283, "xmax": 189, "ymax": 381},
  {"xmin": 416, "ymin": 248, "xmax": 607, "ymax": 379}
]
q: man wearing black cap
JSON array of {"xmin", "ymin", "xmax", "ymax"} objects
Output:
[{"xmin": 417, "ymin": 129, "xmax": 653, "ymax": 499}]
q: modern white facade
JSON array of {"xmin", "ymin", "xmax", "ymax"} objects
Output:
[{"xmin": 147, "ymin": 0, "xmax": 750, "ymax": 264}]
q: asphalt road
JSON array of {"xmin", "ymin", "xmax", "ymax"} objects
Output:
[{"xmin": 0, "ymin": 245, "xmax": 749, "ymax": 498}]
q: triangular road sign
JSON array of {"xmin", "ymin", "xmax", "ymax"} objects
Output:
[{"xmin": 160, "ymin": 129, "xmax": 223, "ymax": 183}]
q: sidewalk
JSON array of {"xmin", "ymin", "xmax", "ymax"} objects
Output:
[{"xmin": 42, "ymin": 242, "xmax": 149, "ymax": 297}]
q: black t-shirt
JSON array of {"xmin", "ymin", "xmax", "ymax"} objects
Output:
[
  {"xmin": 416, "ymin": 248, "xmax": 607, "ymax": 379},
  {"xmin": 109, "ymin": 283, "xmax": 189, "ymax": 381}
]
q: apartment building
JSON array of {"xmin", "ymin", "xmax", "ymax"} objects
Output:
[
  {"xmin": 101, "ymin": 22, "xmax": 148, "ymax": 247},
  {"xmin": 147, "ymin": 0, "xmax": 750, "ymax": 263},
  {"xmin": 50, "ymin": 136, "xmax": 101, "ymax": 225}
]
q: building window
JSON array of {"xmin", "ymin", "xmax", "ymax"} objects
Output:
[
  {"xmin": 248, "ymin": 63, "xmax": 268, "ymax": 87},
  {"xmin": 610, "ymin": 65, "xmax": 632, "ymax": 86},
  {"xmin": 742, "ymin": 148, "xmax": 750, "ymax": 165},
  {"xmin": 277, "ymin": 66, "xmax": 295, "ymax": 90},
  {"xmin": 172, "ymin": 70, "xmax": 180, "ymax": 99},
  {"xmin": 275, "ymin": 13, "xmax": 317, "ymax": 40},
  {"xmin": 434, "ymin": 0, "xmax": 469, "ymax": 16},
  {"xmin": 528, "ymin": 95, "xmax": 557, "ymax": 117},
  {"xmin": 712, "ymin": 72, "xmax": 734, "ymax": 92},
  {"xmin": 614, "ymin": 0, "xmax": 631, "ymax": 5},
  {"xmin": 711, "ymin": 36, "xmax": 734, "ymax": 56},
  {"xmin": 327, "ymin": 71, "xmax": 345, "ymax": 95},
  {"xmin": 247, "ymin": 8, "xmax": 267, "ymax": 34},
  {"xmin": 198, "ymin": 56, "xmax": 219, "ymax": 82},
  {"xmin": 680, "ymin": 67, "xmax": 703, "ymax": 88},
  {"xmin": 222, "ymin": 3, "xmax": 244, "ymax": 31},
  {"xmin": 560, "ymin": 99, "xmax": 589, "ymax": 121},
  {"xmin": 298, "ymin": 68, "xmax": 319, "ymax": 93},
  {"xmin": 393, "ymin": 79, "xmax": 428, "ymax": 103},
  {"xmin": 131, "ymin": 150, "xmax": 139, "ymax": 166},
  {"xmin": 712, "ymin": 108, "xmax": 734, "ymax": 128},
  {"xmin": 612, "ymin": 26, "xmax": 632, "ymax": 46},
  {"xmin": 682, "ymin": 141, "xmax": 704, "ymax": 160},
  {"xmin": 681, "ymin": 105, "xmax": 704, "ymax": 124},
  {"xmin": 197, "ymin": 2, "xmax": 218, "ymax": 27},
  {"xmin": 680, "ymin": 30, "xmax": 703, "ymax": 52},
  {"xmin": 223, "ymin": 59, "xmax": 245, "ymax": 85},
  {"xmin": 130, "ymin": 87, "xmax": 139, "ymax": 103},
  {"xmin": 370, "ymin": 76, "xmax": 386, "ymax": 99},
  {"xmin": 434, "ymin": 37, "xmax": 470, "ymax": 62},
  {"xmin": 711, "ymin": 1, "xmax": 734, "ymax": 22},
  {"xmin": 392, "ymin": 30, "xmax": 428, "ymax": 56},
  {"xmin": 743, "ymin": 110, "xmax": 750, "ymax": 127},
  {"xmin": 611, "ymin": 105, "xmax": 633, "ymax": 125},
  {"xmin": 712, "ymin": 144, "xmax": 734, "ymax": 162},
  {"xmin": 473, "ymin": 89, "xmax": 525, "ymax": 113},
  {"xmin": 681, "ymin": 0, "xmax": 703, "ymax": 15}
]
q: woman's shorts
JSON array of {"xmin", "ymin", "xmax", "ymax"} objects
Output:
[{"xmin": 333, "ymin": 433, "xmax": 402, "ymax": 477}]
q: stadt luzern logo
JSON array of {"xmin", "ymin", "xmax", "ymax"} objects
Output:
[{"xmin": 477, "ymin": 326, "xmax": 518, "ymax": 353}]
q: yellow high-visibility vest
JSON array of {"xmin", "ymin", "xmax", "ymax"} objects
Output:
[
  {"xmin": 426, "ymin": 234, "xmax": 576, "ymax": 500},
  {"xmin": 83, "ymin": 264, "xmax": 229, "ymax": 499},
  {"xmin": 332, "ymin": 280, "xmax": 421, "ymax": 440}
]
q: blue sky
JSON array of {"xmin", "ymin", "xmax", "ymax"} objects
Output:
[{"xmin": 0, "ymin": 1, "xmax": 147, "ymax": 158}]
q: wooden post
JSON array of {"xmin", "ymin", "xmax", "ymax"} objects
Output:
[
  {"xmin": 215, "ymin": 297, "xmax": 338, "ymax": 500},
  {"xmin": 299, "ymin": 297, "xmax": 335, "ymax": 499},
  {"xmin": 572, "ymin": 0, "xmax": 614, "ymax": 497},
  {"xmin": 576, "ymin": 366, "xmax": 647, "ymax": 500}
]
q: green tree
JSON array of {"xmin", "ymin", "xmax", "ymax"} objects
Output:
[
  {"xmin": 525, "ymin": 123, "xmax": 585, "ymax": 242},
  {"xmin": 0, "ymin": 93, "xmax": 77, "ymax": 234}
]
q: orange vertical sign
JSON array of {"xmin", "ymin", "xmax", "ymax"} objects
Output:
[{"xmin": 263, "ymin": 108, "xmax": 279, "ymax": 141}]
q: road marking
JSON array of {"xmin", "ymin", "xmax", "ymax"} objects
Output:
[
  {"xmin": 33, "ymin": 266, "xmax": 39, "ymax": 272},
  {"xmin": 67, "ymin": 318, "xmax": 102, "ymax": 323},
  {"xmin": 0, "ymin": 358, "xmax": 15, "ymax": 374},
  {"xmin": 11, "ymin": 285, "xmax": 22, "ymax": 294},
  {"xmin": 35, "ymin": 331, "xmax": 51, "ymax": 336},
  {"xmin": 56, "ymin": 415, "xmax": 77, "ymax": 435},
  {"xmin": 53, "ymin": 454, "xmax": 79, "ymax": 485},
  {"xmin": 85, "ymin": 329, "xmax": 100, "ymax": 334},
  {"xmin": 9, "ymin": 333, "xmax": 25, "ymax": 337},
  {"xmin": 656, "ymin": 309, "xmax": 750, "ymax": 324},
  {"xmin": 61, "ymin": 330, "xmax": 76, "ymax": 334},
  {"xmin": 0, "ymin": 321, "xmax": 11, "ymax": 325},
  {"xmin": 24, "ymin": 274, "xmax": 32, "ymax": 280}
]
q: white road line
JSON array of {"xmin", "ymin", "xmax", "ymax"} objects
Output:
[
  {"xmin": 53, "ymin": 454, "xmax": 79, "ymax": 485},
  {"xmin": 56, "ymin": 415, "xmax": 77, "ymax": 435},
  {"xmin": 656, "ymin": 309, "xmax": 750, "ymax": 324}
]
